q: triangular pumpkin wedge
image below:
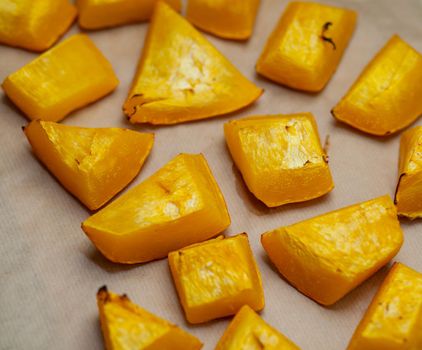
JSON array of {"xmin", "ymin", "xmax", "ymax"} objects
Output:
[
  {"xmin": 24, "ymin": 120, "xmax": 154, "ymax": 210},
  {"xmin": 123, "ymin": 1, "xmax": 263, "ymax": 125},
  {"xmin": 97, "ymin": 286, "xmax": 203, "ymax": 350}
]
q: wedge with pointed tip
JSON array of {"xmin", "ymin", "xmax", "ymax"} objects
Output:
[
  {"xmin": 123, "ymin": 1, "xmax": 262, "ymax": 125},
  {"xmin": 24, "ymin": 120, "xmax": 154, "ymax": 210},
  {"xmin": 97, "ymin": 286, "xmax": 202, "ymax": 350},
  {"xmin": 82, "ymin": 154, "xmax": 231, "ymax": 264}
]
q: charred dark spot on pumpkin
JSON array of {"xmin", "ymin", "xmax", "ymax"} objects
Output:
[{"xmin": 321, "ymin": 22, "xmax": 336, "ymax": 50}]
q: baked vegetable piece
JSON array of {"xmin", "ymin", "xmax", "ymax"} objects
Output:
[
  {"xmin": 24, "ymin": 120, "xmax": 153, "ymax": 211},
  {"xmin": 168, "ymin": 234, "xmax": 264, "ymax": 324},
  {"xmin": 224, "ymin": 113, "xmax": 334, "ymax": 207},
  {"xmin": 256, "ymin": 1, "xmax": 356, "ymax": 92},
  {"xmin": 215, "ymin": 305, "xmax": 300, "ymax": 350},
  {"xmin": 186, "ymin": 0, "xmax": 260, "ymax": 40},
  {"xmin": 347, "ymin": 263, "xmax": 422, "ymax": 350},
  {"xmin": 332, "ymin": 35, "xmax": 422, "ymax": 136},
  {"xmin": 82, "ymin": 154, "xmax": 230, "ymax": 264},
  {"xmin": 0, "ymin": 0, "xmax": 76, "ymax": 52},
  {"xmin": 77, "ymin": 0, "xmax": 181, "ymax": 29},
  {"xmin": 123, "ymin": 2, "xmax": 262, "ymax": 125},
  {"xmin": 97, "ymin": 286, "xmax": 202, "ymax": 350},
  {"xmin": 261, "ymin": 195, "xmax": 403, "ymax": 306},
  {"xmin": 395, "ymin": 126, "xmax": 422, "ymax": 219},
  {"xmin": 2, "ymin": 34, "xmax": 118, "ymax": 122}
]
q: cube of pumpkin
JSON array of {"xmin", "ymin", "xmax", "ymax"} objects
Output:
[
  {"xmin": 77, "ymin": 0, "xmax": 181, "ymax": 29},
  {"xmin": 0, "ymin": 0, "xmax": 76, "ymax": 52},
  {"xmin": 2, "ymin": 34, "xmax": 118, "ymax": 122},
  {"xmin": 256, "ymin": 2, "xmax": 356, "ymax": 92},
  {"xmin": 261, "ymin": 195, "xmax": 403, "ymax": 305},
  {"xmin": 123, "ymin": 2, "xmax": 262, "ymax": 125},
  {"xmin": 82, "ymin": 154, "xmax": 231, "ymax": 264},
  {"xmin": 168, "ymin": 234, "xmax": 264, "ymax": 324},
  {"xmin": 347, "ymin": 263, "xmax": 422, "ymax": 350},
  {"xmin": 215, "ymin": 305, "xmax": 300, "ymax": 350},
  {"xmin": 332, "ymin": 35, "xmax": 422, "ymax": 136},
  {"xmin": 224, "ymin": 113, "xmax": 334, "ymax": 207},
  {"xmin": 186, "ymin": 0, "xmax": 260, "ymax": 40},
  {"xmin": 395, "ymin": 126, "xmax": 422, "ymax": 219},
  {"xmin": 24, "ymin": 120, "xmax": 154, "ymax": 210},
  {"xmin": 97, "ymin": 286, "xmax": 202, "ymax": 350}
]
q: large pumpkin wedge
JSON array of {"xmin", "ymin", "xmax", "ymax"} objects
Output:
[
  {"xmin": 24, "ymin": 120, "xmax": 154, "ymax": 210},
  {"xmin": 123, "ymin": 1, "xmax": 262, "ymax": 125}
]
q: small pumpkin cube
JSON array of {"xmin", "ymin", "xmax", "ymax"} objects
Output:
[
  {"xmin": 2, "ymin": 34, "xmax": 118, "ymax": 122},
  {"xmin": 168, "ymin": 234, "xmax": 264, "ymax": 324},
  {"xmin": 123, "ymin": 2, "xmax": 262, "ymax": 125},
  {"xmin": 224, "ymin": 113, "xmax": 333, "ymax": 207},
  {"xmin": 24, "ymin": 120, "xmax": 154, "ymax": 210},
  {"xmin": 0, "ymin": 0, "xmax": 76, "ymax": 52},
  {"xmin": 215, "ymin": 305, "xmax": 300, "ymax": 350},
  {"xmin": 347, "ymin": 263, "xmax": 422, "ymax": 350},
  {"xmin": 256, "ymin": 2, "xmax": 356, "ymax": 92},
  {"xmin": 395, "ymin": 126, "xmax": 422, "ymax": 219},
  {"xmin": 77, "ymin": 0, "xmax": 181, "ymax": 29},
  {"xmin": 186, "ymin": 0, "xmax": 260, "ymax": 40},
  {"xmin": 261, "ymin": 195, "xmax": 403, "ymax": 306},
  {"xmin": 82, "ymin": 154, "xmax": 231, "ymax": 264},
  {"xmin": 97, "ymin": 286, "xmax": 202, "ymax": 350},
  {"xmin": 332, "ymin": 35, "xmax": 422, "ymax": 136}
]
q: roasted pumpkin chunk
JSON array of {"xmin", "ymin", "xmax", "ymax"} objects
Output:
[
  {"xmin": 215, "ymin": 305, "xmax": 300, "ymax": 350},
  {"xmin": 347, "ymin": 263, "xmax": 422, "ymax": 350},
  {"xmin": 97, "ymin": 286, "xmax": 203, "ymax": 350},
  {"xmin": 256, "ymin": 1, "xmax": 356, "ymax": 92},
  {"xmin": 24, "ymin": 120, "xmax": 153, "ymax": 211},
  {"xmin": 186, "ymin": 0, "xmax": 260, "ymax": 40},
  {"xmin": 77, "ymin": 0, "xmax": 181, "ymax": 29},
  {"xmin": 0, "ymin": 0, "xmax": 76, "ymax": 52},
  {"xmin": 82, "ymin": 154, "xmax": 231, "ymax": 264},
  {"xmin": 2, "ymin": 34, "xmax": 118, "ymax": 122},
  {"xmin": 123, "ymin": 1, "xmax": 262, "ymax": 125},
  {"xmin": 332, "ymin": 35, "xmax": 422, "ymax": 136},
  {"xmin": 395, "ymin": 126, "xmax": 422, "ymax": 219},
  {"xmin": 225, "ymin": 113, "xmax": 333, "ymax": 207},
  {"xmin": 261, "ymin": 195, "xmax": 403, "ymax": 306},
  {"xmin": 168, "ymin": 234, "xmax": 264, "ymax": 324}
]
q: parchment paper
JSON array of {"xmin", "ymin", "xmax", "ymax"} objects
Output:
[{"xmin": 1, "ymin": 1, "xmax": 421, "ymax": 349}]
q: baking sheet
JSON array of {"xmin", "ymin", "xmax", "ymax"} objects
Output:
[{"xmin": 1, "ymin": 0, "xmax": 421, "ymax": 349}]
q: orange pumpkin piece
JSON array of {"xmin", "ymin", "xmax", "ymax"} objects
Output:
[
  {"xmin": 77, "ymin": 0, "xmax": 181, "ymax": 29},
  {"xmin": 186, "ymin": 0, "xmax": 260, "ymax": 40},
  {"xmin": 168, "ymin": 234, "xmax": 264, "ymax": 324},
  {"xmin": 123, "ymin": 1, "xmax": 262, "ymax": 125},
  {"xmin": 256, "ymin": 1, "xmax": 356, "ymax": 92},
  {"xmin": 24, "ymin": 120, "xmax": 154, "ymax": 211},
  {"xmin": 97, "ymin": 286, "xmax": 202, "ymax": 350},
  {"xmin": 2, "ymin": 34, "xmax": 118, "ymax": 122},
  {"xmin": 395, "ymin": 126, "xmax": 422, "ymax": 219},
  {"xmin": 332, "ymin": 35, "xmax": 422, "ymax": 136},
  {"xmin": 82, "ymin": 154, "xmax": 231, "ymax": 264},
  {"xmin": 0, "ymin": 0, "xmax": 76, "ymax": 52}
]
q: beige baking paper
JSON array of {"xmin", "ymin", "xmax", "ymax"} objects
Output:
[{"xmin": 0, "ymin": 0, "xmax": 421, "ymax": 349}]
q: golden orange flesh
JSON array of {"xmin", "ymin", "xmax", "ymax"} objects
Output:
[
  {"xmin": 256, "ymin": 1, "xmax": 357, "ymax": 92},
  {"xmin": 224, "ymin": 113, "xmax": 334, "ymax": 207},
  {"xmin": 186, "ymin": 0, "xmax": 260, "ymax": 40},
  {"xmin": 168, "ymin": 234, "xmax": 264, "ymax": 324},
  {"xmin": 24, "ymin": 120, "xmax": 154, "ymax": 210},
  {"xmin": 123, "ymin": 2, "xmax": 262, "ymax": 125},
  {"xmin": 2, "ymin": 34, "xmax": 119, "ymax": 122},
  {"xmin": 332, "ymin": 35, "xmax": 422, "ymax": 136},
  {"xmin": 347, "ymin": 263, "xmax": 422, "ymax": 350},
  {"xmin": 82, "ymin": 154, "xmax": 231, "ymax": 264},
  {"xmin": 261, "ymin": 195, "xmax": 403, "ymax": 306}
]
